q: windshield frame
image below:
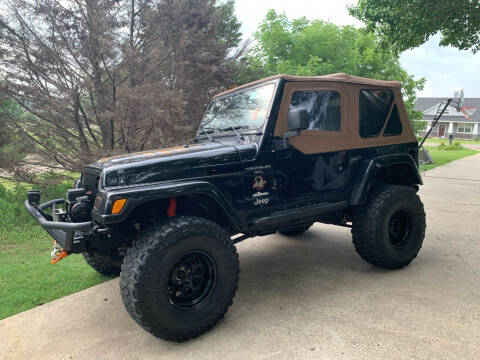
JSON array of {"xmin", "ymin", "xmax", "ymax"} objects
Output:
[{"xmin": 197, "ymin": 80, "xmax": 279, "ymax": 139}]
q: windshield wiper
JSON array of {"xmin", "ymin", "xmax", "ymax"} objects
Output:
[
  {"xmin": 226, "ymin": 125, "xmax": 265, "ymax": 136},
  {"xmin": 197, "ymin": 127, "xmax": 216, "ymax": 142},
  {"xmin": 221, "ymin": 126, "xmax": 245, "ymax": 142}
]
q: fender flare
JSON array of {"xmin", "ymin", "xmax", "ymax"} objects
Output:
[
  {"xmin": 92, "ymin": 180, "xmax": 244, "ymax": 231},
  {"xmin": 349, "ymin": 154, "xmax": 422, "ymax": 205}
]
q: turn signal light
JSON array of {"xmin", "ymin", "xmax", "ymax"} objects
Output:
[{"xmin": 112, "ymin": 199, "xmax": 127, "ymax": 214}]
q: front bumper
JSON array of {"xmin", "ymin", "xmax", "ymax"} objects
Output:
[{"xmin": 24, "ymin": 197, "xmax": 93, "ymax": 253}]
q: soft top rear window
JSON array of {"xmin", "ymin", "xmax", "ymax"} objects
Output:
[{"xmin": 359, "ymin": 89, "xmax": 395, "ymax": 138}]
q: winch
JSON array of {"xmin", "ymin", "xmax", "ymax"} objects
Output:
[{"xmin": 66, "ymin": 189, "xmax": 93, "ymax": 223}]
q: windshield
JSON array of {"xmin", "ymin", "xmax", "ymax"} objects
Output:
[{"xmin": 198, "ymin": 83, "xmax": 276, "ymax": 134}]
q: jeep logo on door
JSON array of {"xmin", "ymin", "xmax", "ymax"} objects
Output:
[{"xmin": 253, "ymin": 176, "xmax": 267, "ymax": 191}]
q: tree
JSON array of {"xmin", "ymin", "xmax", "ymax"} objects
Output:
[
  {"xmin": 241, "ymin": 10, "xmax": 425, "ymax": 124},
  {"xmin": 0, "ymin": 99, "xmax": 11, "ymax": 150},
  {"xmin": 0, "ymin": 0, "xmax": 241, "ymax": 171},
  {"xmin": 0, "ymin": 97, "xmax": 33, "ymax": 179},
  {"xmin": 349, "ymin": 0, "xmax": 480, "ymax": 53}
]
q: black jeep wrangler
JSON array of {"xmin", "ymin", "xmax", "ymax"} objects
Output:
[{"xmin": 26, "ymin": 73, "xmax": 426, "ymax": 341}]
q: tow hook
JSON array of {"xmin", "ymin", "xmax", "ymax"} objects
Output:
[{"xmin": 51, "ymin": 240, "xmax": 69, "ymax": 264}]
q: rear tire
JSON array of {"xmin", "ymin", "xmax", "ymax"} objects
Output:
[
  {"xmin": 120, "ymin": 216, "xmax": 239, "ymax": 342},
  {"xmin": 279, "ymin": 224, "xmax": 312, "ymax": 236},
  {"xmin": 352, "ymin": 185, "xmax": 426, "ymax": 269},
  {"xmin": 82, "ymin": 249, "xmax": 123, "ymax": 276}
]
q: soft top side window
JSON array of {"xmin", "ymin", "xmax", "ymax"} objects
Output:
[
  {"xmin": 359, "ymin": 89, "xmax": 395, "ymax": 138},
  {"xmin": 289, "ymin": 90, "xmax": 341, "ymax": 131}
]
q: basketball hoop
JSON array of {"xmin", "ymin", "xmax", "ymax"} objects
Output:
[{"xmin": 453, "ymin": 89, "xmax": 464, "ymax": 112}]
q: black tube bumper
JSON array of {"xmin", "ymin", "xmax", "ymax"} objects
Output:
[{"xmin": 24, "ymin": 198, "xmax": 93, "ymax": 252}]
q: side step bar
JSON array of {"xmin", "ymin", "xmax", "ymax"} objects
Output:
[{"xmin": 251, "ymin": 201, "xmax": 348, "ymax": 228}]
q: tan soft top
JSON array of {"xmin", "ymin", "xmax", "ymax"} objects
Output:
[{"xmin": 214, "ymin": 73, "xmax": 401, "ymax": 98}]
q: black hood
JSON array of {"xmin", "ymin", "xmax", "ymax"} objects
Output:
[{"xmin": 85, "ymin": 142, "xmax": 257, "ymax": 187}]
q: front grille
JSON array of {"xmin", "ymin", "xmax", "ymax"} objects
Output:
[{"xmin": 82, "ymin": 170, "xmax": 100, "ymax": 194}]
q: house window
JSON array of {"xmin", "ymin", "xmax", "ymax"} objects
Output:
[
  {"xmin": 359, "ymin": 89, "xmax": 395, "ymax": 138},
  {"xmin": 289, "ymin": 90, "xmax": 341, "ymax": 131},
  {"xmin": 457, "ymin": 123, "xmax": 472, "ymax": 133}
]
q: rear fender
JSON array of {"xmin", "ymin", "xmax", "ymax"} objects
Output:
[{"xmin": 349, "ymin": 154, "xmax": 422, "ymax": 205}]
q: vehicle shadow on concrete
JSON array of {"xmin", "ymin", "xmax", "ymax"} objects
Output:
[{"xmin": 234, "ymin": 224, "xmax": 437, "ymax": 311}]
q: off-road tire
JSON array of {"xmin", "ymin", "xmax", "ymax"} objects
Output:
[
  {"xmin": 120, "ymin": 216, "xmax": 239, "ymax": 342},
  {"xmin": 352, "ymin": 185, "xmax": 426, "ymax": 269},
  {"xmin": 279, "ymin": 224, "xmax": 312, "ymax": 236},
  {"xmin": 82, "ymin": 249, "xmax": 123, "ymax": 276}
]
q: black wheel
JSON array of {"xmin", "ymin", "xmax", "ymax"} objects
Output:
[
  {"xmin": 120, "ymin": 216, "xmax": 239, "ymax": 342},
  {"xmin": 352, "ymin": 185, "xmax": 426, "ymax": 269},
  {"xmin": 82, "ymin": 249, "xmax": 123, "ymax": 276},
  {"xmin": 279, "ymin": 224, "xmax": 312, "ymax": 236}
]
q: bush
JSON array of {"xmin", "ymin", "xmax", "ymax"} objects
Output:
[
  {"xmin": 0, "ymin": 181, "xmax": 71, "ymax": 230},
  {"xmin": 454, "ymin": 140, "xmax": 461, "ymax": 147},
  {"xmin": 442, "ymin": 144, "xmax": 464, "ymax": 151}
]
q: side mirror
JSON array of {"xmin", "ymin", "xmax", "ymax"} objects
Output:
[
  {"xmin": 288, "ymin": 108, "xmax": 309, "ymax": 131},
  {"xmin": 274, "ymin": 108, "xmax": 310, "ymax": 151}
]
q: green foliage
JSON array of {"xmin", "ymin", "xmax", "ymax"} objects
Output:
[
  {"xmin": 0, "ymin": 181, "xmax": 71, "ymax": 230},
  {"xmin": 437, "ymin": 141, "xmax": 467, "ymax": 151},
  {"xmin": 216, "ymin": 0, "xmax": 242, "ymax": 47},
  {"xmin": 412, "ymin": 120, "xmax": 427, "ymax": 136},
  {"xmin": 0, "ymin": 98, "xmax": 29, "ymax": 163},
  {"xmin": 350, "ymin": 0, "xmax": 480, "ymax": 53},
  {"xmin": 438, "ymin": 143, "xmax": 464, "ymax": 151},
  {"xmin": 242, "ymin": 10, "xmax": 425, "ymax": 122}
]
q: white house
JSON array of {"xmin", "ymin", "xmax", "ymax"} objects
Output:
[{"xmin": 415, "ymin": 98, "xmax": 480, "ymax": 139}]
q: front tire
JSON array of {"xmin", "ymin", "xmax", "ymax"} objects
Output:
[
  {"xmin": 82, "ymin": 249, "xmax": 123, "ymax": 276},
  {"xmin": 352, "ymin": 185, "xmax": 426, "ymax": 269},
  {"xmin": 120, "ymin": 216, "xmax": 239, "ymax": 342}
]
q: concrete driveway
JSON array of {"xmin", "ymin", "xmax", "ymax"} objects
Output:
[{"xmin": 2, "ymin": 154, "xmax": 480, "ymax": 360}]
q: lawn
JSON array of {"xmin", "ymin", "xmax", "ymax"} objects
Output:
[
  {"xmin": 420, "ymin": 146, "xmax": 478, "ymax": 171},
  {"xmin": 0, "ymin": 182, "xmax": 113, "ymax": 320},
  {"xmin": 0, "ymin": 145, "xmax": 478, "ymax": 320}
]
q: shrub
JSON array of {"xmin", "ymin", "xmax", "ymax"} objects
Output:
[
  {"xmin": 0, "ymin": 181, "xmax": 71, "ymax": 230},
  {"xmin": 454, "ymin": 141, "xmax": 461, "ymax": 147},
  {"xmin": 442, "ymin": 144, "xmax": 464, "ymax": 151}
]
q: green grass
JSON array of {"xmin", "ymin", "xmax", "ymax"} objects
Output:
[
  {"xmin": 0, "ymin": 181, "xmax": 113, "ymax": 320},
  {"xmin": 424, "ymin": 138, "xmax": 480, "ymax": 145},
  {"xmin": 420, "ymin": 146, "xmax": 478, "ymax": 171}
]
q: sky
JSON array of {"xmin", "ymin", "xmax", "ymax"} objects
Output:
[{"xmin": 234, "ymin": 0, "xmax": 480, "ymax": 98}]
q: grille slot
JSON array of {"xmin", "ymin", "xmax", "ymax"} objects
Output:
[{"xmin": 82, "ymin": 170, "xmax": 100, "ymax": 194}]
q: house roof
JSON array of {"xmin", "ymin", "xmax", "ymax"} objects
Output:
[
  {"xmin": 214, "ymin": 73, "xmax": 401, "ymax": 98},
  {"xmin": 415, "ymin": 97, "xmax": 480, "ymax": 122}
]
